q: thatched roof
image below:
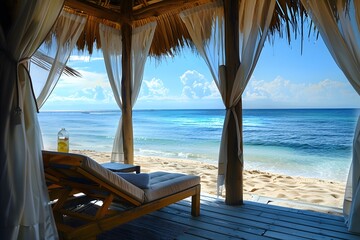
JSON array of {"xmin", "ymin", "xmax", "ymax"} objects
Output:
[
  {"xmin": 63, "ymin": 0, "xmax": 212, "ymax": 56},
  {"xmin": 63, "ymin": 0, "xmax": 309, "ymax": 57}
]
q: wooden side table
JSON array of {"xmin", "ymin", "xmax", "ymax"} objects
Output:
[{"xmin": 101, "ymin": 162, "xmax": 141, "ymax": 174}]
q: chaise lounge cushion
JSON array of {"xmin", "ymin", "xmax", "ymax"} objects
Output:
[
  {"xmin": 44, "ymin": 151, "xmax": 200, "ymax": 205},
  {"xmin": 143, "ymin": 172, "xmax": 200, "ymax": 202},
  {"xmin": 116, "ymin": 172, "xmax": 151, "ymax": 189},
  {"xmin": 43, "ymin": 150, "xmax": 201, "ymax": 240},
  {"xmin": 73, "ymin": 153, "xmax": 145, "ymax": 203}
]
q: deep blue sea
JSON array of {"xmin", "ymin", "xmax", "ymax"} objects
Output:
[{"xmin": 38, "ymin": 108, "xmax": 360, "ymax": 182}]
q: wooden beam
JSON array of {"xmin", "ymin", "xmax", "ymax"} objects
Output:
[
  {"xmin": 121, "ymin": 0, "xmax": 134, "ymax": 164},
  {"xmin": 224, "ymin": 0, "xmax": 243, "ymax": 205},
  {"xmin": 64, "ymin": 0, "xmax": 128, "ymax": 24},
  {"xmin": 132, "ymin": 0, "xmax": 203, "ymax": 19},
  {"xmin": 64, "ymin": 0, "xmax": 208, "ymax": 24}
]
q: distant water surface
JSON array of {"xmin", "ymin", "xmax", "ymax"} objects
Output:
[{"xmin": 38, "ymin": 108, "xmax": 360, "ymax": 182}]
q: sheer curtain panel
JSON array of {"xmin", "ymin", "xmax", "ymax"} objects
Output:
[
  {"xmin": 99, "ymin": 24, "xmax": 124, "ymax": 162},
  {"xmin": 0, "ymin": 1, "xmax": 64, "ymax": 239},
  {"xmin": 180, "ymin": 1, "xmax": 225, "ymax": 95},
  {"xmin": 300, "ymin": 0, "xmax": 360, "ymax": 233},
  {"xmin": 181, "ymin": 0, "xmax": 275, "ymax": 195},
  {"xmin": 33, "ymin": 10, "xmax": 87, "ymax": 109},
  {"xmin": 99, "ymin": 22, "xmax": 156, "ymax": 162}
]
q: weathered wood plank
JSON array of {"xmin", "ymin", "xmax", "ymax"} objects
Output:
[
  {"xmin": 160, "ymin": 206, "xmax": 269, "ymax": 236},
  {"xmin": 176, "ymin": 233, "xmax": 209, "ymax": 240},
  {"xmin": 150, "ymin": 208, "xmax": 273, "ymax": 239},
  {"xmin": 243, "ymin": 198, "xmax": 345, "ymax": 222},
  {"xmin": 260, "ymin": 212, "xmax": 349, "ymax": 233},
  {"xmin": 199, "ymin": 197, "xmax": 346, "ymax": 229},
  {"xmin": 96, "ymin": 195, "xmax": 360, "ymax": 240},
  {"xmin": 264, "ymin": 230, "xmax": 313, "ymax": 240},
  {"xmin": 166, "ymin": 201, "xmax": 272, "ymax": 230},
  {"xmin": 201, "ymin": 194, "xmax": 345, "ymax": 224},
  {"xmin": 196, "ymin": 202, "xmax": 350, "ymax": 238},
  {"xmin": 171, "ymin": 197, "xmax": 360, "ymax": 240}
]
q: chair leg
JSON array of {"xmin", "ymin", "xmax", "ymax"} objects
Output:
[{"xmin": 191, "ymin": 185, "xmax": 201, "ymax": 216}]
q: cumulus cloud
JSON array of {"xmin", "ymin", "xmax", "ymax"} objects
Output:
[
  {"xmin": 140, "ymin": 78, "xmax": 169, "ymax": 99},
  {"xmin": 180, "ymin": 70, "xmax": 220, "ymax": 99},
  {"xmin": 56, "ymin": 69, "xmax": 109, "ymax": 90},
  {"xmin": 47, "ymin": 85, "xmax": 114, "ymax": 104},
  {"xmin": 244, "ymin": 76, "xmax": 360, "ymax": 108},
  {"xmin": 69, "ymin": 86, "xmax": 110, "ymax": 101}
]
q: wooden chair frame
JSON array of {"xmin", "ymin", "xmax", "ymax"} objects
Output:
[{"xmin": 43, "ymin": 151, "xmax": 200, "ymax": 240}]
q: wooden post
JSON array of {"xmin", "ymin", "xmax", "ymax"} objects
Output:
[
  {"xmin": 121, "ymin": 0, "xmax": 134, "ymax": 164},
  {"xmin": 224, "ymin": 0, "xmax": 243, "ymax": 205}
]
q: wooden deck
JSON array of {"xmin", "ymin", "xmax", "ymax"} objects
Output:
[{"xmin": 98, "ymin": 194, "xmax": 360, "ymax": 240}]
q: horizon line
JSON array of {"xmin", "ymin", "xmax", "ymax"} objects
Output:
[{"xmin": 39, "ymin": 107, "xmax": 360, "ymax": 113}]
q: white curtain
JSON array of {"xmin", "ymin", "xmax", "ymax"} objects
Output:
[
  {"xmin": 181, "ymin": 0, "xmax": 275, "ymax": 194},
  {"xmin": 300, "ymin": 0, "xmax": 360, "ymax": 233},
  {"xmin": 33, "ymin": 10, "xmax": 87, "ymax": 109},
  {"xmin": 0, "ymin": 1, "xmax": 64, "ymax": 239},
  {"xmin": 180, "ymin": 1, "xmax": 225, "ymax": 95},
  {"xmin": 99, "ymin": 22, "xmax": 156, "ymax": 162}
]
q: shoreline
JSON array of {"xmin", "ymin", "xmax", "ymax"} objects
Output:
[{"xmin": 71, "ymin": 150, "xmax": 346, "ymax": 210}]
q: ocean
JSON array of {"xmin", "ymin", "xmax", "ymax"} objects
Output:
[{"xmin": 38, "ymin": 108, "xmax": 360, "ymax": 182}]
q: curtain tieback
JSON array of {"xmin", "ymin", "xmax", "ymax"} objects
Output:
[
  {"xmin": 0, "ymin": 48, "xmax": 38, "ymax": 124},
  {"xmin": 225, "ymin": 105, "xmax": 243, "ymax": 162},
  {"xmin": 226, "ymin": 106, "xmax": 235, "ymax": 111},
  {"xmin": 18, "ymin": 57, "xmax": 39, "ymax": 113},
  {"xmin": 0, "ymin": 48, "xmax": 22, "ymax": 123}
]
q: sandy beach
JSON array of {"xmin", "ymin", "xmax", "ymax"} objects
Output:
[{"xmin": 72, "ymin": 150, "xmax": 346, "ymax": 211}]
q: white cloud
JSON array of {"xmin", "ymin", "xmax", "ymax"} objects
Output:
[
  {"xmin": 140, "ymin": 78, "xmax": 169, "ymax": 99},
  {"xmin": 180, "ymin": 70, "xmax": 220, "ymax": 99},
  {"xmin": 244, "ymin": 76, "xmax": 360, "ymax": 108},
  {"xmin": 48, "ymin": 85, "xmax": 114, "ymax": 103},
  {"xmin": 56, "ymin": 69, "xmax": 109, "ymax": 90},
  {"xmin": 69, "ymin": 55, "xmax": 104, "ymax": 62}
]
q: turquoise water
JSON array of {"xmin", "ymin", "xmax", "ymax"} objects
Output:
[{"xmin": 38, "ymin": 108, "xmax": 360, "ymax": 182}]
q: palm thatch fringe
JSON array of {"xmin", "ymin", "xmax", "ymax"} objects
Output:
[
  {"xmin": 31, "ymin": 51, "xmax": 81, "ymax": 77},
  {"xmin": 56, "ymin": 0, "xmax": 350, "ymax": 57}
]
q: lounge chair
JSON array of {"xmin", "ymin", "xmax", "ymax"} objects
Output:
[{"xmin": 42, "ymin": 150, "xmax": 201, "ymax": 240}]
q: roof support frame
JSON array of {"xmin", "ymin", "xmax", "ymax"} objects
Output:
[
  {"xmin": 224, "ymin": 0, "xmax": 243, "ymax": 205},
  {"xmin": 64, "ymin": 0, "xmax": 208, "ymax": 24},
  {"xmin": 121, "ymin": 0, "xmax": 134, "ymax": 164}
]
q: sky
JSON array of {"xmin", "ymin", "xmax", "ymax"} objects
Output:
[{"xmin": 40, "ymin": 31, "xmax": 360, "ymax": 111}]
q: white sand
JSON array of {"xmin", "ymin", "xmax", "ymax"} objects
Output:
[{"xmin": 72, "ymin": 150, "xmax": 346, "ymax": 210}]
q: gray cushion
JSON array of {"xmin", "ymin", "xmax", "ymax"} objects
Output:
[
  {"xmin": 116, "ymin": 173, "xmax": 150, "ymax": 189},
  {"xmin": 43, "ymin": 151, "xmax": 200, "ymax": 204},
  {"xmin": 76, "ymin": 154, "xmax": 145, "ymax": 203},
  {"xmin": 143, "ymin": 172, "xmax": 200, "ymax": 202}
]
